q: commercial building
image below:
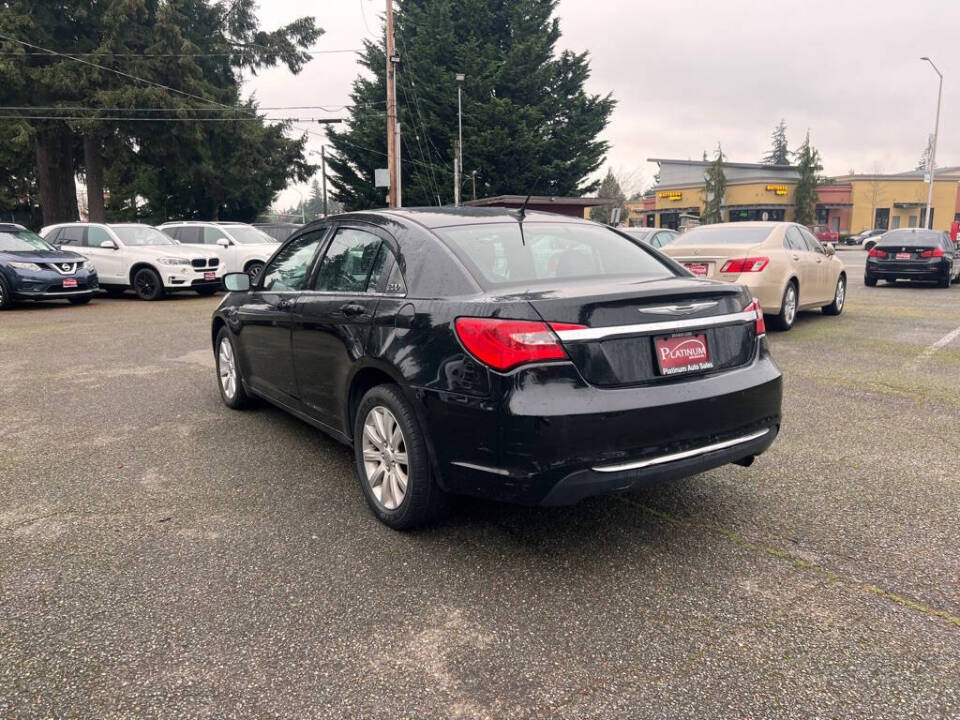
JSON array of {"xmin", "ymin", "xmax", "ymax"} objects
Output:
[{"xmin": 628, "ymin": 159, "xmax": 960, "ymax": 233}]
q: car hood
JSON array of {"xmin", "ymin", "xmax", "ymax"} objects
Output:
[{"xmin": 0, "ymin": 249, "xmax": 88, "ymax": 264}]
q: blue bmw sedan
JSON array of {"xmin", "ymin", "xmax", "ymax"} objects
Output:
[{"xmin": 0, "ymin": 223, "xmax": 98, "ymax": 309}]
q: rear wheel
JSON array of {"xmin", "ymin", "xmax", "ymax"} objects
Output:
[
  {"xmin": 0, "ymin": 275, "xmax": 13, "ymax": 309},
  {"xmin": 822, "ymin": 275, "xmax": 845, "ymax": 316},
  {"xmin": 215, "ymin": 328, "xmax": 251, "ymax": 409},
  {"xmin": 354, "ymin": 384, "xmax": 445, "ymax": 530},
  {"xmin": 68, "ymin": 296, "xmax": 91, "ymax": 305},
  {"xmin": 133, "ymin": 268, "xmax": 165, "ymax": 300},
  {"xmin": 864, "ymin": 274, "xmax": 877, "ymax": 287},
  {"xmin": 768, "ymin": 281, "xmax": 798, "ymax": 331}
]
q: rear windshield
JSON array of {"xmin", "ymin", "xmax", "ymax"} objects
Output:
[
  {"xmin": 671, "ymin": 226, "xmax": 772, "ymax": 246},
  {"xmin": 0, "ymin": 229, "xmax": 54, "ymax": 252},
  {"xmin": 877, "ymin": 231, "xmax": 942, "ymax": 247},
  {"xmin": 112, "ymin": 226, "xmax": 176, "ymax": 246},
  {"xmin": 435, "ymin": 222, "xmax": 674, "ymax": 288}
]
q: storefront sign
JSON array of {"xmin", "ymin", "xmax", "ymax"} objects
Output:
[
  {"xmin": 657, "ymin": 190, "xmax": 683, "ymax": 201},
  {"xmin": 765, "ymin": 184, "xmax": 789, "ymax": 196}
]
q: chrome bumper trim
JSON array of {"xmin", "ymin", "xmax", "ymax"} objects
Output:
[
  {"xmin": 592, "ymin": 428, "xmax": 771, "ymax": 473},
  {"xmin": 554, "ymin": 310, "xmax": 757, "ymax": 342}
]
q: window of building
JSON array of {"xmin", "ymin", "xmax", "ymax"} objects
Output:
[
  {"xmin": 908, "ymin": 216, "xmax": 918, "ymax": 228},
  {"xmin": 920, "ymin": 207, "xmax": 934, "ymax": 228},
  {"xmin": 874, "ymin": 208, "xmax": 890, "ymax": 230},
  {"xmin": 891, "ymin": 216, "xmax": 901, "ymax": 229}
]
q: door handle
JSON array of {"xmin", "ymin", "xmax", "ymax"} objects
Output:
[
  {"xmin": 341, "ymin": 303, "xmax": 366, "ymax": 317},
  {"xmin": 791, "ymin": 254, "xmax": 800, "ymax": 261}
]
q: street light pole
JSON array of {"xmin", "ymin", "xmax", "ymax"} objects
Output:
[
  {"xmin": 455, "ymin": 73, "xmax": 465, "ymax": 206},
  {"xmin": 921, "ymin": 56, "xmax": 943, "ymax": 230}
]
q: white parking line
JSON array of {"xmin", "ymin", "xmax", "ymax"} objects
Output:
[{"xmin": 915, "ymin": 325, "xmax": 960, "ymax": 364}]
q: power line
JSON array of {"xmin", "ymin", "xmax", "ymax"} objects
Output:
[
  {"xmin": 0, "ymin": 115, "xmax": 353, "ymax": 122},
  {"xmin": 0, "ymin": 102, "xmax": 386, "ymax": 113},
  {"xmin": 0, "ymin": 32, "xmax": 232, "ymax": 109},
  {"xmin": 0, "ymin": 48, "xmax": 360, "ymax": 57}
]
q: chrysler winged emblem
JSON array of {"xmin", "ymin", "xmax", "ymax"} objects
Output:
[{"xmin": 643, "ymin": 301, "xmax": 718, "ymax": 315}]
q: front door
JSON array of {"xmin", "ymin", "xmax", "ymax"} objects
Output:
[
  {"xmin": 784, "ymin": 226, "xmax": 819, "ymax": 304},
  {"xmin": 292, "ymin": 225, "xmax": 394, "ymax": 431},
  {"xmin": 84, "ymin": 226, "xmax": 125, "ymax": 283},
  {"xmin": 235, "ymin": 228, "xmax": 327, "ymax": 401},
  {"xmin": 799, "ymin": 227, "xmax": 832, "ymax": 302}
]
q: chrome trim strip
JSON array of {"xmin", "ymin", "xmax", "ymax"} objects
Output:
[
  {"xmin": 554, "ymin": 310, "xmax": 757, "ymax": 342},
  {"xmin": 592, "ymin": 429, "xmax": 770, "ymax": 474},
  {"xmin": 450, "ymin": 461, "xmax": 512, "ymax": 477}
]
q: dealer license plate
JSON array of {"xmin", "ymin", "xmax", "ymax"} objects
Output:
[
  {"xmin": 685, "ymin": 263, "xmax": 709, "ymax": 276},
  {"xmin": 63, "ymin": 278, "xmax": 78, "ymax": 288},
  {"xmin": 654, "ymin": 333, "xmax": 714, "ymax": 376},
  {"xmin": 895, "ymin": 252, "xmax": 911, "ymax": 260}
]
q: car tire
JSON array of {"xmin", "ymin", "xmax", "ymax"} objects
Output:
[
  {"xmin": 245, "ymin": 262, "xmax": 265, "ymax": 284},
  {"xmin": 132, "ymin": 268, "xmax": 165, "ymax": 301},
  {"xmin": 864, "ymin": 274, "xmax": 877, "ymax": 287},
  {"xmin": 196, "ymin": 287, "xmax": 218, "ymax": 297},
  {"xmin": 354, "ymin": 383, "xmax": 445, "ymax": 530},
  {"xmin": 822, "ymin": 275, "xmax": 845, "ymax": 316},
  {"xmin": 68, "ymin": 296, "xmax": 92, "ymax": 305},
  {"xmin": 937, "ymin": 272, "xmax": 951, "ymax": 289},
  {"xmin": 768, "ymin": 281, "xmax": 798, "ymax": 331},
  {"xmin": 215, "ymin": 327, "xmax": 251, "ymax": 409},
  {"xmin": 0, "ymin": 275, "xmax": 13, "ymax": 310}
]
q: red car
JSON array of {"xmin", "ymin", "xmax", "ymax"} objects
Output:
[{"xmin": 809, "ymin": 225, "xmax": 839, "ymax": 244}]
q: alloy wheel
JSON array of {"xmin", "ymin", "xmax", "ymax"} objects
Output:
[
  {"xmin": 362, "ymin": 406, "xmax": 409, "ymax": 511},
  {"xmin": 834, "ymin": 277, "xmax": 845, "ymax": 311},
  {"xmin": 135, "ymin": 272, "xmax": 156, "ymax": 298},
  {"xmin": 784, "ymin": 285, "xmax": 797, "ymax": 325},
  {"xmin": 248, "ymin": 263, "xmax": 264, "ymax": 283},
  {"xmin": 218, "ymin": 338, "xmax": 237, "ymax": 399}
]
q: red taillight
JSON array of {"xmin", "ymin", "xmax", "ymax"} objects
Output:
[
  {"xmin": 720, "ymin": 257, "xmax": 770, "ymax": 273},
  {"xmin": 920, "ymin": 247, "xmax": 944, "ymax": 258},
  {"xmin": 745, "ymin": 299, "xmax": 765, "ymax": 337},
  {"xmin": 868, "ymin": 248, "xmax": 887, "ymax": 258},
  {"xmin": 454, "ymin": 318, "xmax": 585, "ymax": 371}
]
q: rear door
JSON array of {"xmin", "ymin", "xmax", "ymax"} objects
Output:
[
  {"xmin": 292, "ymin": 223, "xmax": 392, "ymax": 431},
  {"xmin": 235, "ymin": 228, "xmax": 327, "ymax": 401},
  {"xmin": 799, "ymin": 227, "xmax": 832, "ymax": 302}
]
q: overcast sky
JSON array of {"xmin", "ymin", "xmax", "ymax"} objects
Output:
[{"xmin": 249, "ymin": 0, "xmax": 958, "ymax": 209}]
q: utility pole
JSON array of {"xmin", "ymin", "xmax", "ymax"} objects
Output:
[
  {"xmin": 921, "ymin": 56, "xmax": 943, "ymax": 229},
  {"xmin": 321, "ymin": 146, "xmax": 328, "ymax": 217},
  {"xmin": 453, "ymin": 140, "xmax": 461, "ymax": 207},
  {"xmin": 396, "ymin": 123, "xmax": 402, "ymax": 208},
  {"xmin": 385, "ymin": 0, "xmax": 398, "ymax": 208},
  {"xmin": 455, "ymin": 73, "xmax": 465, "ymax": 207}
]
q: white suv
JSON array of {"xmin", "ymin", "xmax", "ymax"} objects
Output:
[
  {"xmin": 159, "ymin": 221, "xmax": 277, "ymax": 283},
  {"xmin": 40, "ymin": 223, "xmax": 224, "ymax": 300}
]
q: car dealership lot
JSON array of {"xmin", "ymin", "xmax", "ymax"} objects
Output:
[{"xmin": 2, "ymin": 259, "xmax": 959, "ymax": 718}]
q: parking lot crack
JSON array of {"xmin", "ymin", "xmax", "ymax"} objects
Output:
[{"xmin": 616, "ymin": 497, "xmax": 960, "ymax": 630}]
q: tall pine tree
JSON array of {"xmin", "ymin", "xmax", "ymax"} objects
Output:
[
  {"xmin": 793, "ymin": 131, "xmax": 823, "ymax": 226},
  {"xmin": 327, "ymin": 0, "xmax": 615, "ymax": 210},
  {"xmin": 590, "ymin": 168, "xmax": 625, "ymax": 226},
  {"xmin": 701, "ymin": 143, "xmax": 726, "ymax": 224},
  {"xmin": 761, "ymin": 119, "xmax": 790, "ymax": 166}
]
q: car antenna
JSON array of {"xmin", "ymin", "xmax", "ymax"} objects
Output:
[{"xmin": 516, "ymin": 194, "xmax": 532, "ymax": 246}]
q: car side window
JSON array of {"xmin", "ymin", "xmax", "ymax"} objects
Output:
[
  {"xmin": 177, "ymin": 227, "xmax": 203, "ymax": 244},
  {"xmin": 801, "ymin": 228, "xmax": 826, "ymax": 255},
  {"xmin": 87, "ymin": 227, "xmax": 112, "ymax": 248},
  {"xmin": 259, "ymin": 230, "xmax": 326, "ymax": 291},
  {"xmin": 203, "ymin": 227, "xmax": 228, "ymax": 245},
  {"xmin": 784, "ymin": 227, "xmax": 805, "ymax": 251},
  {"xmin": 385, "ymin": 256, "xmax": 407, "ymax": 295},
  {"xmin": 365, "ymin": 244, "xmax": 406, "ymax": 295},
  {"xmin": 164, "ymin": 227, "xmax": 181, "ymax": 241},
  {"xmin": 60, "ymin": 226, "xmax": 85, "ymax": 246},
  {"xmin": 46, "ymin": 228, "xmax": 62, "ymax": 244},
  {"xmin": 313, "ymin": 228, "xmax": 383, "ymax": 293}
]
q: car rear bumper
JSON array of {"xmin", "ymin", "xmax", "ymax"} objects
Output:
[
  {"xmin": 416, "ymin": 340, "xmax": 782, "ymax": 505},
  {"xmin": 866, "ymin": 259, "xmax": 950, "ymax": 280}
]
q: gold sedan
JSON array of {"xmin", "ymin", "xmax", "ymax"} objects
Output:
[{"xmin": 660, "ymin": 222, "xmax": 847, "ymax": 331}]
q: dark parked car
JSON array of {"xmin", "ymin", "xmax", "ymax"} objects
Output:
[
  {"xmin": 849, "ymin": 228, "xmax": 885, "ymax": 247},
  {"xmin": 212, "ymin": 208, "xmax": 783, "ymax": 528},
  {"xmin": 253, "ymin": 222, "xmax": 302, "ymax": 242},
  {"xmin": 0, "ymin": 223, "xmax": 98, "ymax": 309},
  {"xmin": 621, "ymin": 227, "xmax": 678, "ymax": 249},
  {"xmin": 865, "ymin": 228, "xmax": 959, "ymax": 287}
]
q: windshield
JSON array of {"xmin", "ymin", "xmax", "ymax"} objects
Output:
[
  {"xmin": 435, "ymin": 222, "xmax": 674, "ymax": 288},
  {"xmin": 0, "ymin": 229, "xmax": 55, "ymax": 252},
  {"xmin": 112, "ymin": 226, "xmax": 177, "ymax": 246},
  {"xmin": 671, "ymin": 226, "xmax": 772, "ymax": 246},
  {"xmin": 226, "ymin": 226, "xmax": 274, "ymax": 244}
]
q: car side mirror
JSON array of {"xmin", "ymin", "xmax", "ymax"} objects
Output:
[
  {"xmin": 216, "ymin": 237, "xmax": 230, "ymax": 248},
  {"xmin": 224, "ymin": 272, "xmax": 250, "ymax": 292},
  {"xmin": 100, "ymin": 239, "xmax": 117, "ymax": 249},
  {"xmin": 825, "ymin": 243, "xmax": 836, "ymax": 256}
]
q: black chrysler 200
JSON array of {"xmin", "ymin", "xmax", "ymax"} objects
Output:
[{"xmin": 211, "ymin": 208, "xmax": 782, "ymax": 529}]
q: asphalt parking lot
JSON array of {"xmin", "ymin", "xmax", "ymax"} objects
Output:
[{"xmin": 2, "ymin": 248, "xmax": 959, "ymax": 719}]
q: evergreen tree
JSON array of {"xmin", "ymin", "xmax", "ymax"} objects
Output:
[
  {"xmin": 793, "ymin": 131, "xmax": 823, "ymax": 226},
  {"xmin": 916, "ymin": 134, "xmax": 934, "ymax": 171},
  {"xmin": 327, "ymin": 0, "xmax": 615, "ymax": 210},
  {"xmin": 701, "ymin": 143, "xmax": 726, "ymax": 224},
  {"xmin": 590, "ymin": 168, "xmax": 626, "ymax": 225},
  {"xmin": 761, "ymin": 119, "xmax": 790, "ymax": 166}
]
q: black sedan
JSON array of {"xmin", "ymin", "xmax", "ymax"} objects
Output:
[
  {"xmin": 0, "ymin": 223, "xmax": 98, "ymax": 309},
  {"xmin": 865, "ymin": 228, "xmax": 959, "ymax": 287},
  {"xmin": 211, "ymin": 208, "xmax": 782, "ymax": 529}
]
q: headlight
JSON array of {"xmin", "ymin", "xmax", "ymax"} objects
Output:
[
  {"xmin": 157, "ymin": 257, "xmax": 192, "ymax": 266},
  {"xmin": 8, "ymin": 261, "xmax": 42, "ymax": 271}
]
